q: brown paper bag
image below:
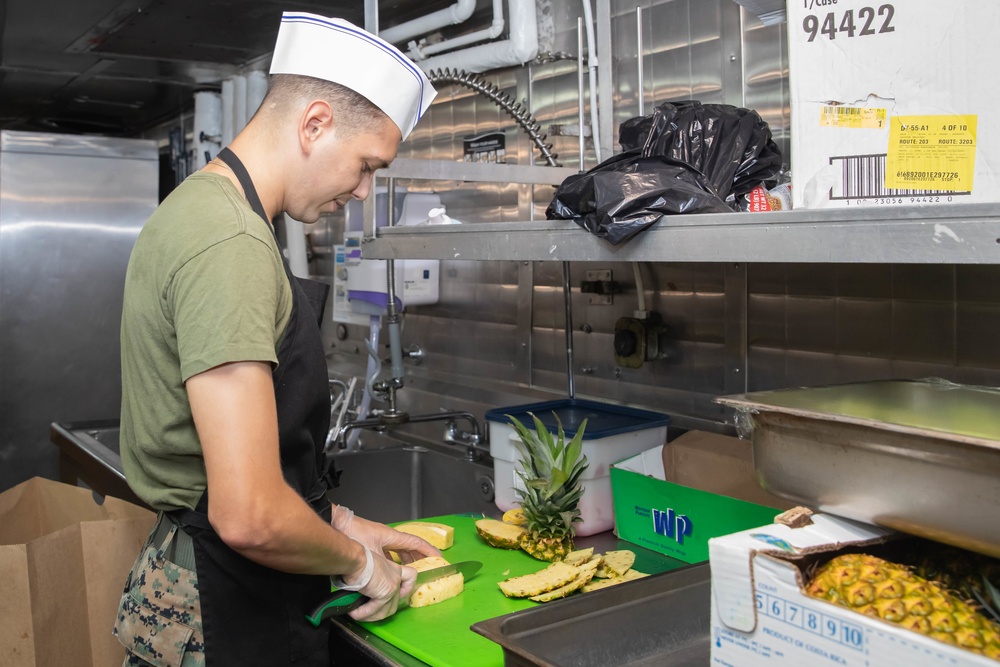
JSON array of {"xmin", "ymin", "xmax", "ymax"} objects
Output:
[{"xmin": 0, "ymin": 477, "xmax": 156, "ymax": 666}]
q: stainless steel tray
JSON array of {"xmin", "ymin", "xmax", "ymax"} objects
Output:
[
  {"xmin": 472, "ymin": 563, "xmax": 711, "ymax": 667},
  {"xmin": 716, "ymin": 379, "xmax": 1000, "ymax": 558}
]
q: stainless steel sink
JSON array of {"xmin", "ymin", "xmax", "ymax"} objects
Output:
[
  {"xmin": 329, "ymin": 442, "xmax": 499, "ymax": 523},
  {"xmin": 52, "ymin": 422, "xmax": 499, "ymax": 523}
]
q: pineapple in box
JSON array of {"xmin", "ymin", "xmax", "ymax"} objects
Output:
[
  {"xmin": 506, "ymin": 412, "xmax": 589, "ymax": 562},
  {"xmin": 806, "ymin": 553, "xmax": 1000, "ymax": 659}
]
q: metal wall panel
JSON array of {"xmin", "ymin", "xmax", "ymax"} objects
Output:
[{"xmin": 0, "ymin": 131, "xmax": 157, "ymax": 490}]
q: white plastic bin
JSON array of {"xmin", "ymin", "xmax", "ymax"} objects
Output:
[{"xmin": 485, "ymin": 399, "xmax": 671, "ymax": 536}]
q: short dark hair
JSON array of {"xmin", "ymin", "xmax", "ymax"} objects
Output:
[{"xmin": 258, "ymin": 74, "xmax": 390, "ymax": 136}]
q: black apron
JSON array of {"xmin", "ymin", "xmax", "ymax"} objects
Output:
[{"xmin": 168, "ymin": 147, "xmax": 336, "ymax": 666}]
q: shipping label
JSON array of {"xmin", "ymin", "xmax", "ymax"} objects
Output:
[
  {"xmin": 819, "ymin": 106, "xmax": 886, "ymax": 129},
  {"xmin": 885, "ymin": 115, "xmax": 978, "ymax": 191}
]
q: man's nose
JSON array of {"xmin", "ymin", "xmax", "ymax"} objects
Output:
[{"xmin": 352, "ymin": 173, "xmax": 373, "ymax": 201}]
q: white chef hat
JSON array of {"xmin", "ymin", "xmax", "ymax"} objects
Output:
[{"xmin": 269, "ymin": 13, "xmax": 436, "ymax": 141}]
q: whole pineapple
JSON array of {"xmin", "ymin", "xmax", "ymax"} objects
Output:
[
  {"xmin": 806, "ymin": 553, "xmax": 1000, "ymax": 659},
  {"xmin": 506, "ymin": 412, "xmax": 589, "ymax": 562}
]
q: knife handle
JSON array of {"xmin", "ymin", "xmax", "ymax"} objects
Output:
[{"xmin": 305, "ymin": 590, "xmax": 368, "ymax": 626}]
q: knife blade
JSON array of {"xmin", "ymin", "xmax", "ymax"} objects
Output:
[{"xmin": 305, "ymin": 560, "xmax": 483, "ymax": 626}]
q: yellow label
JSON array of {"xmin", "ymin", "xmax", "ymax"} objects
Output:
[
  {"xmin": 819, "ymin": 106, "xmax": 886, "ymax": 129},
  {"xmin": 884, "ymin": 115, "xmax": 977, "ymax": 192}
]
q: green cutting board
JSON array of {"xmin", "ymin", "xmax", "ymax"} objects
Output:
[{"xmin": 357, "ymin": 514, "xmax": 553, "ymax": 667}]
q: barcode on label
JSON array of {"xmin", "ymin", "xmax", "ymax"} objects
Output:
[{"xmin": 829, "ymin": 154, "xmax": 970, "ymax": 200}]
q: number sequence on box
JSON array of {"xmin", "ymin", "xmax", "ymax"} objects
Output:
[
  {"xmin": 756, "ymin": 592, "xmax": 866, "ymax": 651},
  {"xmin": 802, "ymin": 4, "xmax": 896, "ymax": 42}
]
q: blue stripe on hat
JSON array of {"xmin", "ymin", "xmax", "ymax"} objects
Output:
[{"xmin": 279, "ymin": 14, "xmax": 428, "ymax": 127}]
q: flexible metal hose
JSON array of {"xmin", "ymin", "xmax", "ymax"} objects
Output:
[{"xmin": 426, "ymin": 68, "xmax": 560, "ymax": 168}]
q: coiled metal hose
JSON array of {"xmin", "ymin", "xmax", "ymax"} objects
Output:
[{"xmin": 426, "ymin": 68, "xmax": 560, "ymax": 168}]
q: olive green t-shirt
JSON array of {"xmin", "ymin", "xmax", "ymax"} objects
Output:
[{"xmin": 120, "ymin": 172, "xmax": 293, "ymax": 511}]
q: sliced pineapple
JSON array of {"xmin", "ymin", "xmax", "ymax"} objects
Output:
[
  {"xmin": 475, "ymin": 518, "xmax": 527, "ymax": 549},
  {"xmin": 530, "ymin": 567, "xmax": 596, "ymax": 602},
  {"xmin": 410, "ymin": 556, "xmax": 450, "ymax": 571},
  {"xmin": 502, "ymin": 508, "xmax": 528, "ymax": 526},
  {"xmin": 407, "ymin": 556, "xmax": 464, "ymax": 608},
  {"xmin": 581, "ymin": 569, "xmax": 649, "ymax": 593},
  {"xmin": 562, "ymin": 547, "xmax": 595, "ymax": 567},
  {"xmin": 395, "ymin": 521, "xmax": 455, "ymax": 550},
  {"xmin": 498, "ymin": 562, "xmax": 580, "ymax": 598},
  {"xmin": 579, "ymin": 554, "xmax": 603, "ymax": 575},
  {"xmin": 595, "ymin": 550, "xmax": 636, "ymax": 578}
]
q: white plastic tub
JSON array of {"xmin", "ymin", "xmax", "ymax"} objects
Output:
[{"xmin": 485, "ymin": 399, "xmax": 670, "ymax": 536}]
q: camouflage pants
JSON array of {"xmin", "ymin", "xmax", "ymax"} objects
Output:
[{"xmin": 115, "ymin": 520, "xmax": 204, "ymax": 667}]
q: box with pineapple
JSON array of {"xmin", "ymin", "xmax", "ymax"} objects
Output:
[{"xmin": 710, "ymin": 512, "xmax": 1000, "ymax": 666}]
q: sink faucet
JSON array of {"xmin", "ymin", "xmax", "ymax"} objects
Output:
[
  {"xmin": 441, "ymin": 413, "xmax": 485, "ymax": 461},
  {"xmin": 331, "ymin": 409, "xmax": 486, "ymax": 460}
]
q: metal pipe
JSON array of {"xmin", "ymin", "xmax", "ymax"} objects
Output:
[
  {"xmin": 563, "ymin": 261, "xmax": 575, "ymax": 399},
  {"xmin": 380, "ymin": 0, "xmax": 476, "ymax": 45},
  {"xmin": 383, "ymin": 176, "xmax": 405, "ymax": 415},
  {"xmin": 577, "ymin": 17, "xmax": 586, "ymax": 169},
  {"xmin": 637, "ymin": 5, "xmax": 645, "ymax": 116}
]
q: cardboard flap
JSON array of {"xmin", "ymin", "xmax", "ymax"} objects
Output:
[
  {"xmin": 615, "ymin": 444, "xmax": 665, "ymax": 478},
  {"xmin": 660, "ymin": 431, "xmax": 795, "ymax": 510},
  {"xmin": 709, "ymin": 514, "xmax": 892, "ymax": 633}
]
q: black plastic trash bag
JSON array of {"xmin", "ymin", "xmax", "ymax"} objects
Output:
[
  {"xmin": 547, "ymin": 101, "xmax": 782, "ymax": 245},
  {"xmin": 619, "ymin": 100, "xmax": 783, "ymax": 201},
  {"xmin": 546, "ymin": 151, "xmax": 732, "ymax": 245}
]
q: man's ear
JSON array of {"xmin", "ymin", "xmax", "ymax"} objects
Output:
[{"xmin": 299, "ymin": 100, "xmax": 334, "ymax": 154}]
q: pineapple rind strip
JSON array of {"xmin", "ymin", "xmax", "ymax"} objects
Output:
[
  {"xmin": 498, "ymin": 562, "xmax": 580, "ymax": 598},
  {"xmin": 562, "ymin": 547, "xmax": 595, "ymax": 567},
  {"xmin": 596, "ymin": 550, "xmax": 636, "ymax": 578},
  {"xmin": 581, "ymin": 569, "xmax": 648, "ymax": 593},
  {"xmin": 530, "ymin": 568, "xmax": 596, "ymax": 602}
]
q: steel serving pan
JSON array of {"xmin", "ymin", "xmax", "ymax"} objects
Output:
[{"xmin": 715, "ymin": 379, "xmax": 1000, "ymax": 558}]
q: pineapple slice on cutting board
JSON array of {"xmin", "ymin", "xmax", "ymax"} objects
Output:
[
  {"xmin": 498, "ymin": 562, "xmax": 580, "ymax": 598},
  {"xmin": 595, "ymin": 550, "xmax": 636, "ymax": 578},
  {"xmin": 475, "ymin": 518, "xmax": 527, "ymax": 548},
  {"xmin": 395, "ymin": 521, "xmax": 454, "ymax": 550},
  {"xmin": 407, "ymin": 556, "xmax": 464, "ymax": 608},
  {"xmin": 562, "ymin": 547, "xmax": 595, "ymax": 567},
  {"xmin": 581, "ymin": 568, "xmax": 649, "ymax": 593}
]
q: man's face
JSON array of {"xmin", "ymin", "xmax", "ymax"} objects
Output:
[{"xmin": 292, "ymin": 114, "xmax": 401, "ymax": 223}]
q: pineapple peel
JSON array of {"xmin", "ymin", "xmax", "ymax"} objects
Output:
[{"xmin": 497, "ymin": 549, "xmax": 646, "ymax": 602}]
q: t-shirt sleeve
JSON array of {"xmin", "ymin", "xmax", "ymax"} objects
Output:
[{"xmin": 168, "ymin": 235, "xmax": 285, "ymax": 381}]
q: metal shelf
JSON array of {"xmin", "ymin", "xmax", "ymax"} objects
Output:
[{"xmin": 362, "ymin": 202, "xmax": 1000, "ymax": 264}]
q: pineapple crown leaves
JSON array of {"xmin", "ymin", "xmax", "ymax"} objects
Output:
[{"xmin": 505, "ymin": 411, "xmax": 589, "ymax": 503}]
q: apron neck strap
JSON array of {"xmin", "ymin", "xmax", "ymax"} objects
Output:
[{"xmin": 217, "ymin": 147, "xmax": 269, "ymax": 224}]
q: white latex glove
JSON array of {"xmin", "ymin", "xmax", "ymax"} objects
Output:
[
  {"xmin": 332, "ymin": 504, "xmax": 441, "ymax": 563},
  {"xmin": 339, "ymin": 542, "xmax": 417, "ymax": 621}
]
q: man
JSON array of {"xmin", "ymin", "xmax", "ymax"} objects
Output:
[{"xmin": 114, "ymin": 13, "xmax": 438, "ymax": 666}]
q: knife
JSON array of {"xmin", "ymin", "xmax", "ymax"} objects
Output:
[{"xmin": 306, "ymin": 560, "xmax": 483, "ymax": 626}]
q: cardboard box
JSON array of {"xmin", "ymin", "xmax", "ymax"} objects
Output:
[
  {"xmin": 789, "ymin": 0, "xmax": 1000, "ymax": 209},
  {"xmin": 709, "ymin": 514, "xmax": 997, "ymax": 666},
  {"xmin": 610, "ymin": 430, "xmax": 792, "ymax": 563},
  {"xmin": 0, "ymin": 477, "xmax": 156, "ymax": 667}
]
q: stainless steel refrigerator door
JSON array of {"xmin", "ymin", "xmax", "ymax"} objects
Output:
[{"xmin": 0, "ymin": 130, "xmax": 158, "ymax": 490}]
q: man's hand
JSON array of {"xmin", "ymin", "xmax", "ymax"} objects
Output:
[
  {"xmin": 332, "ymin": 506, "xmax": 441, "ymax": 563},
  {"xmin": 346, "ymin": 555, "xmax": 417, "ymax": 621}
]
